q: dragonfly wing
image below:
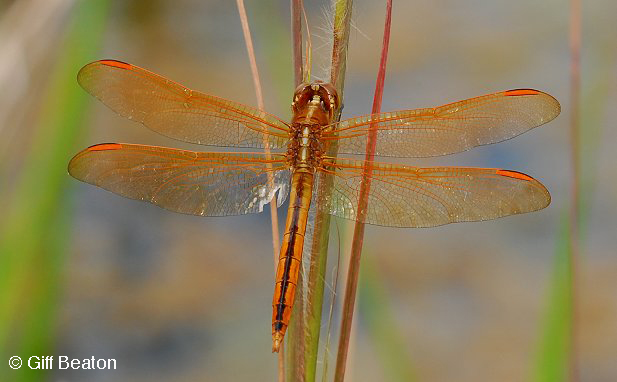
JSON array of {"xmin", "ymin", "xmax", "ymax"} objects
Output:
[
  {"xmin": 321, "ymin": 159, "xmax": 550, "ymax": 228},
  {"xmin": 69, "ymin": 144, "xmax": 291, "ymax": 216},
  {"xmin": 78, "ymin": 60, "xmax": 290, "ymax": 149},
  {"xmin": 329, "ymin": 89, "xmax": 560, "ymax": 158}
]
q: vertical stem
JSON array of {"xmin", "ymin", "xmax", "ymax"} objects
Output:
[
  {"xmin": 330, "ymin": 0, "xmax": 354, "ymax": 94},
  {"xmin": 235, "ymin": 1, "xmax": 284, "ymax": 380},
  {"xmin": 303, "ymin": 196, "xmax": 329, "ymax": 381},
  {"xmin": 291, "ymin": 0, "xmax": 303, "ymax": 87},
  {"xmin": 285, "ymin": 1, "xmax": 306, "ymax": 381},
  {"xmin": 333, "ymin": 1, "xmax": 392, "ymax": 381},
  {"xmin": 235, "ymin": 0, "xmax": 280, "ymax": 262},
  {"xmin": 286, "ymin": 271, "xmax": 305, "ymax": 381},
  {"xmin": 302, "ymin": 1, "xmax": 354, "ymax": 380},
  {"xmin": 568, "ymin": 0, "xmax": 580, "ymax": 380}
]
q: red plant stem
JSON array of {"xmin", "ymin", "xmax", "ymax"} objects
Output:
[
  {"xmin": 568, "ymin": 0, "xmax": 580, "ymax": 380},
  {"xmin": 334, "ymin": 1, "xmax": 392, "ymax": 380}
]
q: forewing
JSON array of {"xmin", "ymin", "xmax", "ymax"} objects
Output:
[
  {"xmin": 78, "ymin": 60, "xmax": 290, "ymax": 149},
  {"xmin": 321, "ymin": 159, "xmax": 550, "ymax": 227},
  {"xmin": 69, "ymin": 144, "xmax": 290, "ymax": 216},
  {"xmin": 328, "ymin": 89, "xmax": 560, "ymax": 158}
]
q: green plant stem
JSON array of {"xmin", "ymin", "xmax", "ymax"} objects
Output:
[
  {"xmin": 302, "ymin": 1, "xmax": 354, "ymax": 381},
  {"xmin": 287, "ymin": 271, "xmax": 305, "ymax": 381},
  {"xmin": 291, "ymin": 0, "xmax": 304, "ymax": 87},
  {"xmin": 330, "ymin": 0, "xmax": 353, "ymax": 94},
  {"xmin": 284, "ymin": 1, "xmax": 307, "ymax": 380}
]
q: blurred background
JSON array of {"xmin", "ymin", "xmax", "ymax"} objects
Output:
[{"xmin": 0, "ymin": 0, "xmax": 615, "ymax": 381}]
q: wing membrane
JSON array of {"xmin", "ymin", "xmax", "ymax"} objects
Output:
[
  {"xmin": 328, "ymin": 89, "xmax": 560, "ymax": 158},
  {"xmin": 78, "ymin": 60, "xmax": 290, "ymax": 149},
  {"xmin": 321, "ymin": 158, "xmax": 550, "ymax": 227},
  {"xmin": 69, "ymin": 143, "xmax": 290, "ymax": 216}
]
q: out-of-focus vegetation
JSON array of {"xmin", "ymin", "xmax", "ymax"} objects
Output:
[
  {"xmin": 359, "ymin": 257, "xmax": 416, "ymax": 381},
  {"xmin": 0, "ymin": 1, "xmax": 616, "ymax": 381},
  {"xmin": 0, "ymin": 1, "xmax": 109, "ymax": 381}
]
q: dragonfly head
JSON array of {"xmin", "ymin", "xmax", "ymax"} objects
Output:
[{"xmin": 292, "ymin": 82, "xmax": 340, "ymax": 122}]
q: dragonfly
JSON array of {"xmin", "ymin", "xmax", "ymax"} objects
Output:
[{"xmin": 69, "ymin": 60, "xmax": 560, "ymax": 352}]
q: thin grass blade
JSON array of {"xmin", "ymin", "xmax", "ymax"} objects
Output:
[{"xmin": 533, "ymin": 216, "xmax": 573, "ymax": 382}]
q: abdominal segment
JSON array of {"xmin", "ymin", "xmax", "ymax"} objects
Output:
[{"xmin": 271, "ymin": 170, "xmax": 314, "ymax": 352}]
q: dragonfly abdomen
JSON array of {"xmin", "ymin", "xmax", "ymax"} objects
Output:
[{"xmin": 271, "ymin": 170, "xmax": 314, "ymax": 352}]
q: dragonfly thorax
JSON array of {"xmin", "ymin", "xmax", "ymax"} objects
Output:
[
  {"xmin": 288, "ymin": 82, "xmax": 339, "ymax": 171},
  {"xmin": 286, "ymin": 123, "xmax": 325, "ymax": 171}
]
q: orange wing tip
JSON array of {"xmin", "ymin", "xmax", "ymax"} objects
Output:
[
  {"xmin": 505, "ymin": 89, "xmax": 541, "ymax": 97},
  {"xmin": 98, "ymin": 59, "xmax": 132, "ymax": 69},
  {"xmin": 87, "ymin": 143, "xmax": 123, "ymax": 151},
  {"xmin": 496, "ymin": 169, "xmax": 534, "ymax": 181}
]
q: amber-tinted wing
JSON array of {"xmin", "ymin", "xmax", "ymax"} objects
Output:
[
  {"xmin": 327, "ymin": 89, "xmax": 560, "ymax": 158},
  {"xmin": 69, "ymin": 144, "xmax": 290, "ymax": 216},
  {"xmin": 320, "ymin": 158, "xmax": 550, "ymax": 227},
  {"xmin": 78, "ymin": 60, "xmax": 290, "ymax": 148}
]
